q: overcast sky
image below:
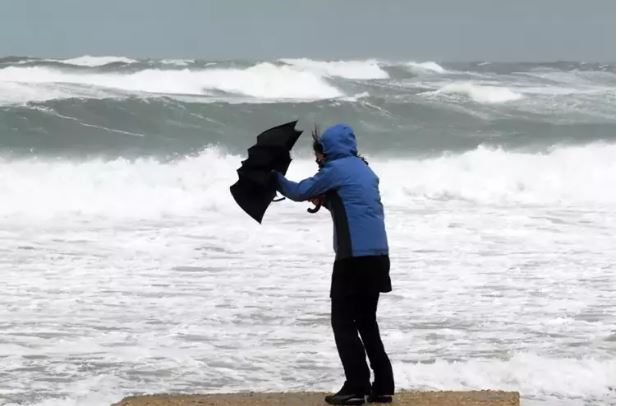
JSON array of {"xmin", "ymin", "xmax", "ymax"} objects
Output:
[{"xmin": 1, "ymin": 0, "xmax": 615, "ymax": 61}]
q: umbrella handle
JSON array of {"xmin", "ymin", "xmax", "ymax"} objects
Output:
[{"xmin": 307, "ymin": 203, "xmax": 321, "ymax": 214}]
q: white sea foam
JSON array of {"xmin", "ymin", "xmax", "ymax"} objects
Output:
[
  {"xmin": 60, "ymin": 55, "xmax": 138, "ymax": 66},
  {"xmin": 406, "ymin": 61, "xmax": 447, "ymax": 74},
  {"xmin": 0, "ymin": 143, "xmax": 613, "ymax": 222},
  {"xmin": 434, "ymin": 81, "xmax": 524, "ymax": 103},
  {"xmin": 0, "ymin": 143, "xmax": 614, "ymax": 406},
  {"xmin": 280, "ymin": 58, "xmax": 389, "ymax": 79},
  {"xmin": 0, "ymin": 80, "xmax": 119, "ymax": 105},
  {"xmin": 394, "ymin": 354, "xmax": 615, "ymax": 404},
  {"xmin": 0, "ymin": 63, "xmax": 343, "ymax": 104},
  {"xmin": 160, "ymin": 58, "xmax": 196, "ymax": 66},
  {"xmin": 374, "ymin": 143, "xmax": 615, "ymax": 206},
  {"xmin": 0, "ymin": 58, "xmax": 614, "ymax": 406},
  {"xmin": 6, "ymin": 355, "xmax": 614, "ymax": 406}
]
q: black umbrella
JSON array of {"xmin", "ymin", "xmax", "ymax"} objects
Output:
[{"xmin": 230, "ymin": 121, "xmax": 303, "ymax": 223}]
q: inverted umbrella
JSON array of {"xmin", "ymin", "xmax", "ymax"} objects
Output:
[{"xmin": 229, "ymin": 121, "xmax": 303, "ymax": 223}]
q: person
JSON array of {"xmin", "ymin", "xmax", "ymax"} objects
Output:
[{"xmin": 273, "ymin": 124, "xmax": 394, "ymax": 405}]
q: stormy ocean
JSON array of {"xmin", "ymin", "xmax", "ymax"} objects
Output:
[{"xmin": 0, "ymin": 57, "xmax": 615, "ymax": 406}]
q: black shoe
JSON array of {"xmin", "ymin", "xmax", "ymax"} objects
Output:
[
  {"xmin": 366, "ymin": 393, "xmax": 392, "ymax": 403},
  {"xmin": 324, "ymin": 384, "xmax": 367, "ymax": 405},
  {"xmin": 367, "ymin": 382, "xmax": 393, "ymax": 403}
]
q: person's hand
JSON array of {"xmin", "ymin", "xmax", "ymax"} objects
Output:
[
  {"xmin": 309, "ymin": 195, "xmax": 325, "ymax": 206},
  {"xmin": 307, "ymin": 195, "xmax": 324, "ymax": 214}
]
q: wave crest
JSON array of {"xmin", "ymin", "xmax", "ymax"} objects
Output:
[
  {"xmin": 435, "ymin": 82, "xmax": 524, "ymax": 103},
  {"xmin": 0, "ymin": 144, "xmax": 613, "ymax": 222},
  {"xmin": 280, "ymin": 58, "xmax": 389, "ymax": 80},
  {"xmin": 375, "ymin": 143, "xmax": 614, "ymax": 206},
  {"xmin": 60, "ymin": 55, "xmax": 138, "ymax": 67},
  {"xmin": 406, "ymin": 61, "xmax": 447, "ymax": 74},
  {"xmin": 0, "ymin": 63, "xmax": 343, "ymax": 104}
]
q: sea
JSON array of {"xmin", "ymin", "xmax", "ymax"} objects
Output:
[{"xmin": 0, "ymin": 56, "xmax": 615, "ymax": 406}]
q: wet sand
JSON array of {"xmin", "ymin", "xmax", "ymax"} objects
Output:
[{"xmin": 112, "ymin": 390, "xmax": 519, "ymax": 406}]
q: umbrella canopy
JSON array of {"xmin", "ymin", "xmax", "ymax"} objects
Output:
[{"xmin": 230, "ymin": 121, "xmax": 303, "ymax": 223}]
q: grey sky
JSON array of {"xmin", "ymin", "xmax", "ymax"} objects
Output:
[{"xmin": 1, "ymin": 0, "xmax": 615, "ymax": 61}]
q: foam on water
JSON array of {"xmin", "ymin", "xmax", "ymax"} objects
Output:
[
  {"xmin": 0, "ymin": 63, "xmax": 343, "ymax": 104},
  {"xmin": 5, "ymin": 355, "xmax": 614, "ymax": 406},
  {"xmin": 406, "ymin": 61, "xmax": 447, "ymax": 74},
  {"xmin": 434, "ymin": 82, "xmax": 525, "ymax": 103},
  {"xmin": 0, "ymin": 143, "xmax": 613, "ymax": 222},
  {"xmin": 0, "ymin": 57, "xmax": 614, "ymax": 406},
  {"xmin": 280, "ymin": 58, "xmax": 389, "ymax": 79},
  {"xmin": 0, "ymin": 58, "xmax": 613, "ymax": 126},
  {"xmin": 374, "ymin": 143, "xmax": 615, "ymax": 206},
  {"xmin": 59, "ymin": 55, "xmax": 138, "ymax": 67},
  {"xmin": 394, "ymin": 353, "xmax": 615, "ymax": 399},
  {"xmin": 160, "ymin": 58, "xmax": 196, "ymax": 67}
]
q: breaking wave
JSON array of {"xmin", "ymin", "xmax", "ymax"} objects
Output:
[
  {"xmin": 59, "ymin": 55, "xmax": 138, "ymax": 67},
  {"xmin": 434, "ymin": 82, "xmax": 525, "ymax": 103},
  {"xmin": 0, "ymin": 63, "xmax": 343, "ymax": 104},
  {"xmin": 280, "ymin": 58, "xmax": 389, "ymax": 79},
  {"xmin": 0, "ymin": 143, "xmax": 613, "ymax": 222},
  {"xmin": 406, "ymin": 61, "xmax": 447, "ymax": 74}
]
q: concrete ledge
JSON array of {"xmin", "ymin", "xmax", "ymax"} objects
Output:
[{"xmin": 112, "ymin": 390, "xmax": 519, "ymax": 406}]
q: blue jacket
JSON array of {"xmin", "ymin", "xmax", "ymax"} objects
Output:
[{"xmin": 275, "ymin": 124, "xmax": 389, "ymax": 259}]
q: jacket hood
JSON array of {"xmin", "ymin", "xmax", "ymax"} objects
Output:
[{"xmin": 319, "ymin": 124, "xmax": 358, "ymax": 160}]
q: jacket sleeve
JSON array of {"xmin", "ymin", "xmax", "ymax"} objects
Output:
[{"xmin": 274, "ymin": 166, "xmax": 338, "ymax": 202}]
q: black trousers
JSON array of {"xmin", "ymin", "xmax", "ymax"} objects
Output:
[{"xmin": 330, "ymin": 256, "xmax": 394, "ymax": 394}]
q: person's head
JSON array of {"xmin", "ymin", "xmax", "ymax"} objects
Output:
[
  {"xmin": 312, "ymin": 123, "xmax": 368, "ymax": 166},
  {"xmin": 312, "ymin": 125, "xmax": 326, "ymax": 166}
]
